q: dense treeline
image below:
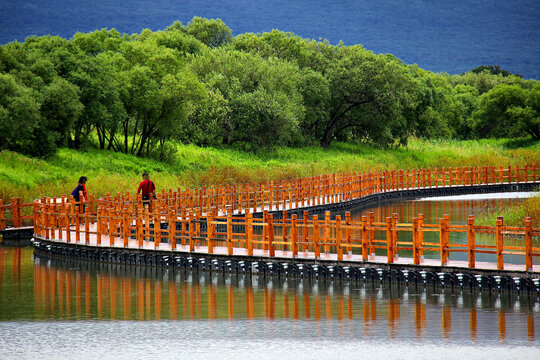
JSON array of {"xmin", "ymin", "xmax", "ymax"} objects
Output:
[{"xmin": 0, "ymin": 17, "xmax": 538, "ymax": 158}]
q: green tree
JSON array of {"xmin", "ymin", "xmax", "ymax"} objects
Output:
[
  {"xmin": 233, "ymin": 31, "xmax": 419, "ymax": 147},
  {"xmin": 189, "ymin": 48, "xmax": 304, "ymax": 150},
  {"xmin": 69, "ymin": 54, "xmax": 125, "ymax": 150},
  {"xmin": 116, "ymin": 38, "xmax": 205, "ymax": 155},
  {"xmin": 506, "ymin": 84, "xmax": 540, "ymax": 139},
  {"xmin": 320, "ymin": 48, "xmax": 415, "ymax": 147},
  {"xmin": 186, "ymin": 17, "xmax": 232, "ymax": 48},
  {"xmin": 472, "ymin": 84, "xmax": 530, "ymax": 138},
  {"xmin": 72, "ymin": 28, "xmax": 125, "ymax": 55},
  {"xmin": 0, "ymin": 73, "xmax": 44, "ymax": 155},
  {"xmin": 181, "ymin": 88, "xmax": 229, "ymax": 146},
  {"xmin": 39, "ymin": 77, "xmax": 83, "ymax": 147},
  {"xmin": 470, "ymin": 65, "xmax": 521, "ymax": 78}
]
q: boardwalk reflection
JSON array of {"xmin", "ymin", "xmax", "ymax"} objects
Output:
[{"xmin": 27, "ymin": 253, "xmax": 538, "ymax": 343}]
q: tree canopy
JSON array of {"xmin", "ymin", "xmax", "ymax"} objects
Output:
[{"xmin": 0, "ymin": 18, "xmax": 537, "ymax": 158}]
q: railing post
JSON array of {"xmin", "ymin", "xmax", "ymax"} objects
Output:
[
  {"xmin": 17, "ymin": 197, "xmax": 23, "ymax": 227},
  {"xmin": 96, "ymin": 207, "xmax": 101, "ymax": 246},
  {"xmin": 386, "ymin": 216, "xmax": 393, "ymax": 263},
  {"xmin": 123, "ymin": 208, "xmax": 129, "ymax": 248},
  {"xmin": 361, "ymin": 215, "xmax": 368, "ymax": 261},
  {"xmin": 412, "ymin": 217, "xmax": 419, "ymax": 264},
  {"xmin": 169, "ymin": 209, "xmax": 176, "ymax": 250},
  {"xmin": 0, "ymin": 199, "xmax": 5, "ymax": 230},
  {"xmin": 302, "ymin": 211, "xmax": 309, "ymax": 252},
  {"xmin": 313, "ymin": 215, "xmax": 320, "ymax": 259},
  {"xmin": 282, "ymin": 210, "xmax": 288, "ymax": 251},
  {"xmin": 467, "ymin": 215, "xmax": 475, "ymax": 269},
  {"xmin": 136, "ymin": 206, "xmax": 143, "ymax": 248},
  {"xmin": 268, "ymin": 214, "xmax": 275, "ymax": 257},
  {"xmin": 57, "ymin": 200, "xmax": 64, "ymax": 242},
  {"xmin": 49, "ymin": 201, "xmax": 55, "ymax": 239},
  {"xmin": 263, "ymin": 210, "xmax": 269, "ymax": 250},
  {"xmin": 291, "ymin": 214, "xmax": 298, "ymax": 258},
  {"xmin": 345, "ymin": 212, "xmax": 352, "ymax": 255},
  {"xmin": 190, "ymin": 213, "xmax": 196, "ymax": 252},
  {"xmin": 368, "ymin": 212, "xmax": 375, "ymax": 256},
  {"xmin": 324, "ymin": 211, "xmax": 330, "ymax": 254},
  {"xmin": 496, "ymin": 216, "xmax": 504, "ymax": 270},
  {"xmin": 88, "ymin": 194, "xmax": 95, "ymax": 224},
  {"xmin": 207, "ymin": 212, "xmax": 214, "ymax": 254},
  {"xmin": 524, "ymin": 217, "xmax": 532, "ymax": 271},
  {"xmin": 336, "ymin": 215, "xmax": 343, "ymax": 261},
  {"xmin": 418, "ymin": 213, "xmax": 425, "ymax": 259},
  {"xmin": 405, "ymin": 170, "xmax": 410, "ymax": 190},
  {"xmin": 389, "ymin": 213, "xmax": 397, "ymax": 260},
  {"xmin": 75, "ymin": 202, "xmax": 80, "ymax": 243},
  {"xmin": 439, "ymin": 215, "xmax": 449, "ymax": 266},
  {"xmin": 40, "ymin": 203, "xmax": 46, "ymax": 239},
  {"xmin": 85, "ymin": 208, "xmax": 90, "ymax": 245},
  {"xmin": 246, "ymin": 211, "xmax": 253, "ymax": 256}
]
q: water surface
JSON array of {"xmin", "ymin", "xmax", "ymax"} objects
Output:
[
  {"xmin": 1, "ymin": 193, "xmax": 539, "ymax": 359},
  {"xmin": 1, "ymin": 1, "xmax": 539, "ymax": 78}
]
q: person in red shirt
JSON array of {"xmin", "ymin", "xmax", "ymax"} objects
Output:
[{"xmin": 137, "ymin": 172, "xmax": 156, "ymax": 211}]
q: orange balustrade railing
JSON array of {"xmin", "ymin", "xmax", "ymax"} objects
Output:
[
  {"xmin": 33, "ymin": 178, "xmax": 540, "ymax": 273},
  {"xmin": 2, "ymin": 164, "xmax": 538, "ymax": 231},
  {"xmin": 14, "ymin": 163, "xmax": 540, "ymax": 271},
  {"xmin": 0, "ymin": 197, "xmax": 35, "ymax": 230},
  {"xmin": 33, "ymin": 202, "xmax": 540, "ymax": 270}
]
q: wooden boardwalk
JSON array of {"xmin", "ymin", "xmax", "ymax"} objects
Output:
[
  {"xmin": 43, "ymin": 222, "xmax": 540, "ymax": 275},
  {"xmin": 27, "ymin": 164, "xmax": 540, "ymax": 278}
]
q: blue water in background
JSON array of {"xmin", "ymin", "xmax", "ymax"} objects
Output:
[{"xmin": 1, "ymin": 0, "xmax": 539, "ymax": 79}]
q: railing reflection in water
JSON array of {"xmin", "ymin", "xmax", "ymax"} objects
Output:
[{"xmin": 30, "ymin": 254, "xmax": 538, "ymax": 342}]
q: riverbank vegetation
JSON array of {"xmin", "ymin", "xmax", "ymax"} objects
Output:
[
  {"xmin": 0, "ymin": 18, "xmax": 539, "ymax": 205},
  {"xmin": 0, "ymin": 137, "xmax": 538, "ymax": 203},
  {"xmin": 476, "ymin": 193, "xmax": 540, "ymax": 228},
  {"xmin": 0, "ymin": 17, "xmax": 539, "ymax": 160}
]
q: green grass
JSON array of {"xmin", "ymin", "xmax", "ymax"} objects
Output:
[
  {"xmin": 0, "ymin": 137, "xmax": 538, "ymax": 203},
  {"xmin": 475, "ymin": 193, "xmax": 540, "ymax": 228}
]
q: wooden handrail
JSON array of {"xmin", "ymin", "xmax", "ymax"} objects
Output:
[
  {"xmin": 4, "ymin": 164, "xmax": 540, "ymax": 238},
  {"xmin": 33, "ymin": 196, "xmax": 540, "ymax": 272}
]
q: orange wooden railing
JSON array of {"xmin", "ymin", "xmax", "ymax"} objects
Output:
[
  {"xmin": 97, "ymin": 164, "xmax": 539, "ymax": 217},
  {"xmin": 11, "ymin": 163, "xmax": 540, "ymax": 271},
  {"xmin": 2, "ymin": 164, "xmax": 538, "ymax": 232},
  {"xmin": 33, "ymin": 204, "xmax": 540, "ymax": 271},
  {"xmin": 0, "ymin": 197, "xmax": 35, "ymax": 230}
]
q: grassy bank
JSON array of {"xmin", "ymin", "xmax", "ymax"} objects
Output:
[
  {"xmin": 476, "ymin": 194, "xmax": 540, "ymax": 228},
  {"xmin": 0, "ymin": 137, "xmax": 538, "ymax": 203}
]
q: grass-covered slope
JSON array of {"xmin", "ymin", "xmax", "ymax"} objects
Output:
[{"xmin": 0, "ymin": 138, "xmax": 538, "ymax": 203}]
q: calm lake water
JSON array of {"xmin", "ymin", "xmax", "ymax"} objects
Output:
[
  {"xmin": 1, "ymin": 1, "xmax": 539, "ymax": 79},
  {"xmin": 1, "ymin": 194, "xmax": 539, "ymax": 359}
]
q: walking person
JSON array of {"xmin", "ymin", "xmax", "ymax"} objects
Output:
[
  {"xmin": 71, "ymin": 176, "xmax": 88, "ymax": 213},
  {"xmin": 137, "ymin": 172, "xmax": 156, "ymax": 211}
]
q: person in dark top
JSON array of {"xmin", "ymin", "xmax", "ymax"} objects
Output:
[
  {"xmin": 71, "ymin": 176, "xmax": 88, "ymax": 213},
  {"xmin": 137, "ymin": 172, "xmax": 156, "ymax": 210}
]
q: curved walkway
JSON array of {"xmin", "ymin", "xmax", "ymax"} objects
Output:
[{"xmin": 32, "ymin": 165, "xmax": 540, "ymax": 291}]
